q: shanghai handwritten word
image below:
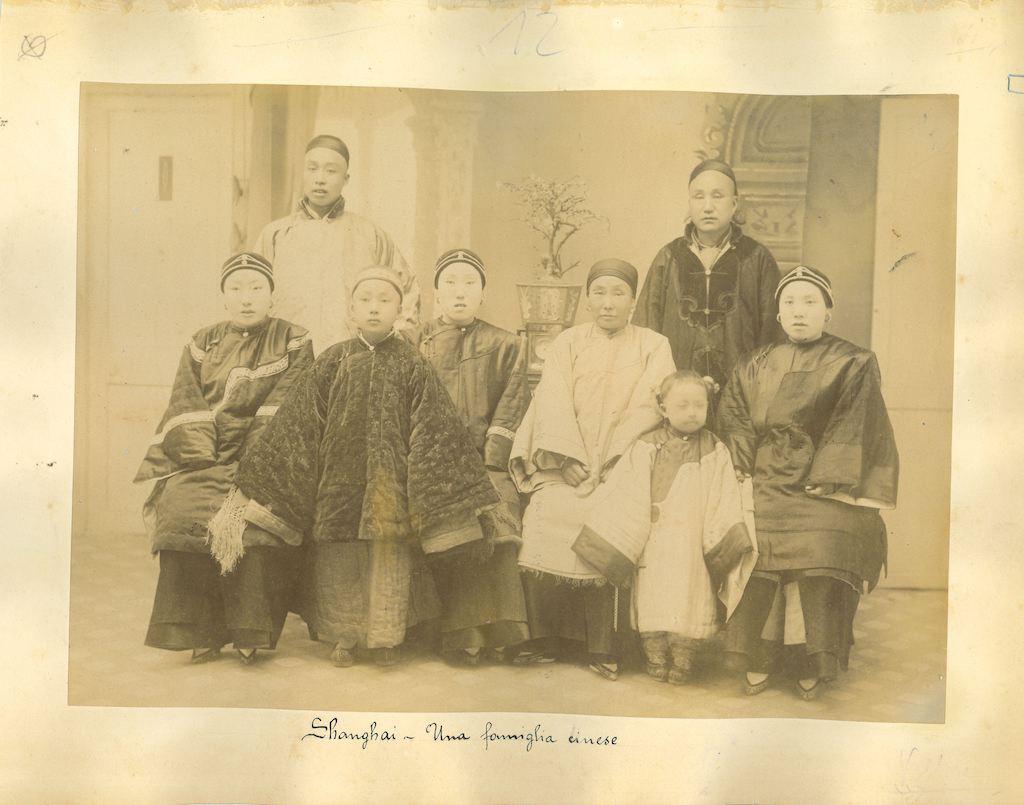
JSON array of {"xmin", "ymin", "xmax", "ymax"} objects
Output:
[{"xmin": 301, "ymin": 718, "xmax": 413, "ymax": 748}]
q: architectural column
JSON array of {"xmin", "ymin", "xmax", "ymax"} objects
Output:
[
  {"xmin": 408, "ymin": 94, "xmax": 483, "ymax": 258},
  {"xmin": 870, "ymin": 96, "xmax": 957, "ymax": 589}
]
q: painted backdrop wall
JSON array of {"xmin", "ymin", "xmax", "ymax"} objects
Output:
[{"xmin": 75, "ymin": 84, "xmax": 955, "ymax": 590}]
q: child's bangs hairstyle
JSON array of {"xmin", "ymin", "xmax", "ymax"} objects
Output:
[{"xmin": 656, "ymin": 370, "xmax": 715, "ymax": 406}]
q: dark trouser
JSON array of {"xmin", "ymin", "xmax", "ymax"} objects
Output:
[
  {"xmin": 517, "ymin": 571, "xmax": 620, "ymax": 660},
  {"xmin": 723, "ymin": 572, "xmax": 860, "ymax": 681},
  {"xmin": 145, "ymin": 547, "xmax": 300, "ymax": 652},
  {"xmin": 429, "ymin": 542, "xmax": 530, "ymax": 652}
]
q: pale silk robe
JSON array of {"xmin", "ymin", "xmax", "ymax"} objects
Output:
[
  {"xmin": 510, "ymin": 323, "xmax": 676, "ymax": 583},
  {"xmin": 578, "ymin": 426, "xmax": 757, "ymax": 637},
  {"xmin": 252, "ymin": 200, "xmax": 419, "ymax": 351}
]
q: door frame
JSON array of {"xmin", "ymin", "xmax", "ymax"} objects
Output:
[{"xmin": 74, "ymin": 84, "xmax": 240, "ymax": 539}]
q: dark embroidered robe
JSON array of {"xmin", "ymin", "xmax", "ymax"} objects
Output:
[
  {"xmin": 633, "ymin": 223, "xmax": 781, "ymax": 390},
  {"xmin": 134, "ymin": 317, "xmax": 313, "ymax": 553}
]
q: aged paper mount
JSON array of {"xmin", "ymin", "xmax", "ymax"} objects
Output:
[{"xmin": 1, "ymin": 0, "xmax": 1021, "ymax": 802}]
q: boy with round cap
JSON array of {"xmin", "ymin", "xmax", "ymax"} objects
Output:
[
  {"xmin": 633, "ymin": 158, "xmax": 781, "ymax": 393},
  {"xmin": 510, "ymin": 258, "xmax": 676, "ymax": 680},
  {"xmin": 209, "ymin": 264, "xmax": 501, "ymax": 668},
  {"xmin": 416, "ymin": 248, "xmax": 530, "ymax": 665},
  {"xmin": 252, "ymin": 134, "xmax": 420, "ymax": 352},
  {"xmin": 135, "ymin": 251, "xmax": 314, "ymax": 666}
]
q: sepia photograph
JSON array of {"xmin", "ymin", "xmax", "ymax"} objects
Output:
[{"xmin": 70, "ymin": 82, "xmax": 955, "ymax": 723}]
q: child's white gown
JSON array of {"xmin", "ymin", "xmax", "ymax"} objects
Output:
[{"xmin": 576, "ymin": 426, "xmax": 757, "ymax": 638}]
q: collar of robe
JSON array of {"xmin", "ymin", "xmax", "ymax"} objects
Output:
[
  {"xmin": 228, "ymin": 316, "xmax": 271, "ymax": 337},
  {"xmin": 787, "ymin": 330, "xmax": 827, "ymax": 346},
  {"xmin": 592, "ymin": 322, "xmax": 629, "ymax": 339},
  {"xmin": 665, "ymin": 422, "xmax": 701, "ymax": 441},
  {"xmin": 357, "ymin": 329, "xmax": 396, "ymax": 351},
  {"xmin": 438, "ymin": 316, "xmax": 478, "ymax": 333},
  {"xmin": 683, "ymin": 220, "xmax": 742, "ymax": 248},
  {"xmin": 420, "ymin": 317, "xmax": 478, "ymax": 346},
  {"xmin": 299, "ymin": 195, "xmax": 346, "ymax": 221}
]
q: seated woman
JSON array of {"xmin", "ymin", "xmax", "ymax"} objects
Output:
[
  {"xmin": 134, "ymin": 251, "xmax": 313, "ymax": 665},
  {"xmin": 510, "ymin": 259, "xmax": 677, "ymax": 680},
  {"xmin": 717, "ymin": 265, "xmax": 900, "ymax": 700}
]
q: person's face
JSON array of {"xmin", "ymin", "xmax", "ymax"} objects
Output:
[
  {"xmin": 222, "ymin": 269, "xmax": 273, "ymax": 328},
  {"xmin": 688, "ymin": 170, "xmax": 738, "ymax": 240},
  {"xmin": 659, "ymin": 381, "xmax": 708, "ymax": 434},
  {"xmin": 778, "ymin": 280, "xmax": 830, "ymax": 342},
  {"xmin": 586, "ymin": 276, "xmax": 634, "ymax": 334},
  {"xmin": 303, "ymin": 147, "xmax": 349, "ymax": 210},
  {"xmin": 350, "ymin": 279, "xmax": 402, "ymax": 342},
  {"xmin": 436, "ymin": 262, "xmax": 485, "ymax": 326}
]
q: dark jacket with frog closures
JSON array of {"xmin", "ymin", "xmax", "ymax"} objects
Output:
[
  {"xmin": 414, "ymin": 317, "xmax": 528, "ymax": 470},
  {"xmin": 633, "ymin": 222, "xmax": 781, "ymax": 391}
]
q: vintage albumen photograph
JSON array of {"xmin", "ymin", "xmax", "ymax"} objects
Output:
[{"xmin": 71, "ymin": 83, "xmax": 954, "ymax": 722}]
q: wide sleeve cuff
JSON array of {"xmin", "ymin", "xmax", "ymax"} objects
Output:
[
  {"xmin": 483, "ymin": 431, "xmax": 514, "ymax": 470},
  {"xmin": 572, "ymin": 525, "xmax": 635, "ymax": 588},
  {"xmin": 704, "ymin": 522, "xmax": 754, "ymax": 579},
  {"xmin": 822, "ymin": 490, "xmax": 895, "ymax": 510},
  {"xmin": 243, "ymin": 499, "xmax": 305, "ymax": 546},
  {"xmin": 420, "ymin": 510, "xmax": 484, "ymax": 555},
  {"xmin": 806, "ymin": 443, "xmax": 865, "ymax": 487}
]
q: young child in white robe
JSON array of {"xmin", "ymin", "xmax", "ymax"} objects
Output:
[{"xmin": 575, "ymin": 370, "xmax": 757, "ymax": 684}]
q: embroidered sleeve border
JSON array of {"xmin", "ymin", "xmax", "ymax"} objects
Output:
[
  {"xmin": 149, "ymin": 411, "xmax": 215, "ymax": 445},
  {"xmin": 486, "ymin": 425, "xmax": 517, "ymax": 442}
]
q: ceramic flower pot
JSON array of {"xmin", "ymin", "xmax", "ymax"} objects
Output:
[{"xmin": 516, "ymin": 282, "xmax": 583, "ymax": 327}]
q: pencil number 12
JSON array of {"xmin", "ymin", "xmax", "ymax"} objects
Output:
[{"xmin": 488, "ymin": 10, "xmax": 564, "ymax": 57}]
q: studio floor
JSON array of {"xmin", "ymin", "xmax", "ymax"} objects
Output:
[{"xmin": 68, "ymin": 532, "xmax": 947, "ymax": 723}]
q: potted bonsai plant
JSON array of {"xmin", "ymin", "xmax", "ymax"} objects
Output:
[{"xmin": 503, "ymin": 175, "xmax": 601, "ymax": 330}]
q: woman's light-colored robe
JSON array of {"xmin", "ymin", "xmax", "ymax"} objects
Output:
[{"xmin": 510, "ymin": 323, "xmax": 676, "ymax": 583}]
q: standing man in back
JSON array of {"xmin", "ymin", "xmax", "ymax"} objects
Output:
[
  {"xmin": 632, "ymin": 159, "xmax": 781, "ymax": 393},
  {"xmin": 253, "ymin": 134, "xmax": 420, "ymax": 351}
]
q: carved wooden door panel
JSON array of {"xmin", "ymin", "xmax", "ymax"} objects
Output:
[{"xmin": 698, "ymin": 94, "xmax": 812, "ymax": 272}]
